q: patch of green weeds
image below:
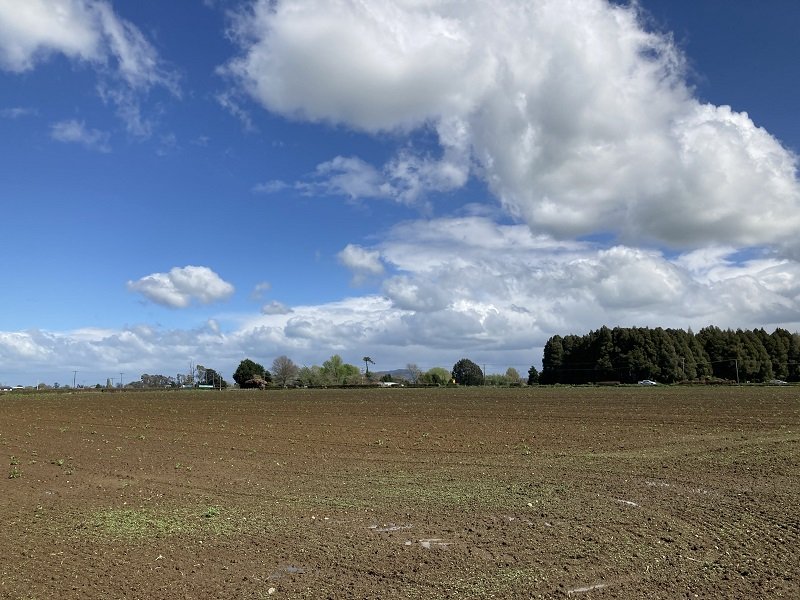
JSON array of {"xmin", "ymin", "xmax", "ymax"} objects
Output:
[
  {"xmin": 88, "ymin": 504, "xmax": 275, "ymax": 542},
  {"xmin": 9, "ymin": 466, "xmax": 21, "ymax": 478},
  {"xmin": 455, "ymin": 567, "xmax": 548, "ymax": 598},
  {"xmin": 91, "ymin": 506, "xmax": 223, "ymax": 540},
  {"xmin": 10, "ymin": 455, "xmax": 20, "ymax": 465}
]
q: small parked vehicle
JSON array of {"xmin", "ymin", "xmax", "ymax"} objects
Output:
[{"xmin": 638, "ymin": 379, "xmax": 658, "ymax": 386}]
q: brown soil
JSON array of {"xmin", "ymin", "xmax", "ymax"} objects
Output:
[{"xmin": 1, "ymin": 386, "xmax": 798, "ymax": 599}]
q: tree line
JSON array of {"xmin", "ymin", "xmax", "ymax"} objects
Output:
[
  {"xmin": 131, "ymin": 325, "xmax": 800, "ymax": 391},
  {"xmin": 231, "ymin": 356, "xmax": 525, "ymax": 388},
  {"xmin": 232, "ymin": 356, "xmax": 494, "ymax": 388},
  {"xmin": 540, "ymin": 326, "xmax": 800, "ymax": 384}
]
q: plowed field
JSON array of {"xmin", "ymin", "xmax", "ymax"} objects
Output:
[{"xmin": 1, "ymin": 386, "xmax": 798, "ymax": 599}]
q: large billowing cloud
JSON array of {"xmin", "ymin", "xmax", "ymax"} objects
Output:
[
  {"xmin": 233, "ymin": 216, "xmax": 800, "ymax": 366},
  {"xmin": 226, "ymin": 0, "xmax": 800, "ymax": 250},
  {"xmin": 0, "ymin": 0, "xmax": 178, "ymax": 134},
  {"xmin": 127, "ymin": 266, "xmax": 235, "ymax": 308},
  {"xmin": 4, "ymin": 216, "xmax": 800, "ymax": 384}
]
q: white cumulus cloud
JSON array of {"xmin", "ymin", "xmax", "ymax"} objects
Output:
[
  {"xmin": 127, "ymin": 266, "xmax": 235, "ymax": 308},
  {"xmin": 225, "ymin": 0, "xmax": 800, "ymax": 250},
  {"xmin": 4, "ymin": 216, "xmax": 800, "ymax": 386},
  {"xmin": 337, "ymin": 243, "xmax": 385, "ymax": 285},
  {"xmin": 0, "ymin": 0, "xmax": 101, "ymax": 71},
  {"xmin": 369, "ymin": 216, "xmax": 800, "ymax": 338}
]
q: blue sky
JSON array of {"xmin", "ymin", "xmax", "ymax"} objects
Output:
[{"xmin": 1, "ymin": 0, "xmax": 800, "ymax": 386}]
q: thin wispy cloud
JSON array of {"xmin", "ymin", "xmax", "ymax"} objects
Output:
[
  {"xmin": 254, "ymin": 152, "xmax": 466, "ymax": 207},
  {"xmin": 261, "ymin": 301, "xmax": 292, "ymax": 315},
  {"xmin": 0, "ymin": 0, "xmax": 179, "ymax": 136},
  {"xmin": 0, "ymin": 106, "xmax": 37, "ymax": 119},
  {"xmin": 50, "ymin": 119, "xmax": 110, "ymax": 152},
  {"xmin": 250, "ymin": 281, "xmax": 271, "ymax": 301}
]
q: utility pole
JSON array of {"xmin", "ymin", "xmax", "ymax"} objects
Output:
[
  {"xmin": 734, "ymin": 359, "xmax": 740, "ymax": 385},
  {"xmin": 119, "ymin": 372, "xmax": 125, "ymax": 388},
  {"xmin": 73, "ymin": 370, "xmax": 78, "ymax": 389}
]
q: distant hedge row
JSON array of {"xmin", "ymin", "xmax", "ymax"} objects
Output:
[{"xmin": 540, "ymin": 326, "xmax": 800, "ymax": 384}]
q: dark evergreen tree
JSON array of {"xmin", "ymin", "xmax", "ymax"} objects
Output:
[
  {"xmin": 697, "ymin": 326, "xmax": 730, "ymax": 379},
  {"xmin": 770, "ymin": 329, "xmax": 792, "ymax": 380},
  {"xmin": 540, "ymin": 335, "xmax": 565, "ymax": 384},
  {"xmin": 668, "ymin": 329, "xmax": 697, "ymax": 381},
  {"xmin": 653, "ymin": 328, "xmax": 680, "ymax": 382},
  {"xmin": 690, "ymin": 334, "xmax": 712, "ymax": 379},
  {"xmin": 451, "ymin": 358, "xmax": 484, "ymax": 386},
  {"xmin": 790, "ymin": 334, "xmax": 800, "ymax": 381},
  {"xmin": 592, "ymin": 326, "xmax": 616, "ymax": 380},
  {"xmin": 233, "ymin": 359, "xmax": 270, "ymax": 388},
  {"xmin": 633, "ymin": 329, "xmax": 656, "ymax": 380},
  {"xmin": 739, "ymin": 329, "xmax": 773, "ymax": 382}
]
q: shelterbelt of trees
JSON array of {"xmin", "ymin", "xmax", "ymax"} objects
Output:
[{"xmin": 540, "ymin": 326, "xmax": 800, "ymax": 385}]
